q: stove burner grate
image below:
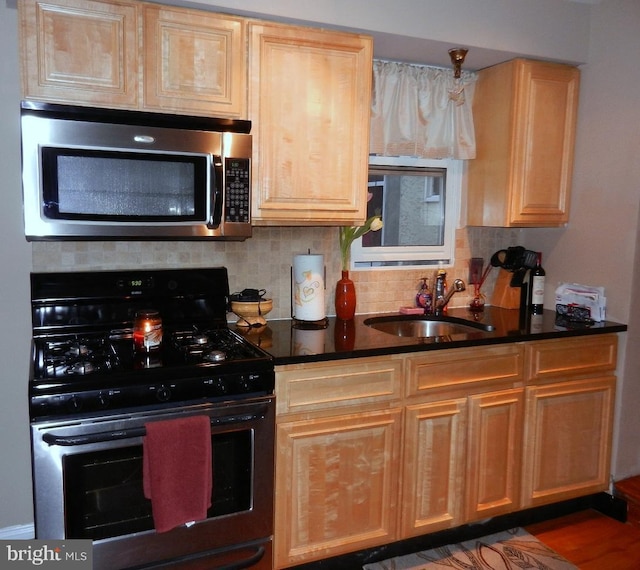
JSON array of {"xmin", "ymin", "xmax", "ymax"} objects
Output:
[{"xmin": 43, "ymin": 338, "xmax": 120, "ymax": 377}]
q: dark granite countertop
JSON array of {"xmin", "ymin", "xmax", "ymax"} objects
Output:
[{"xmin": 234, "ymin": 306, "xmax": 627, "ymax": 366}]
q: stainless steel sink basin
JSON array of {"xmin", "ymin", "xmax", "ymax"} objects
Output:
[{"xmin": 363, "ymin": 315, "xmax": 495, "ymax": 338}]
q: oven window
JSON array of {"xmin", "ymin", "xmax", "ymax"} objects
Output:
[
  {"xmin": 41, "ymin": 148, "xmax": 208, "ymax": 222},
  {"xmin": 63, "ymin": 430, "xmax": 252, "ymax": 540}
]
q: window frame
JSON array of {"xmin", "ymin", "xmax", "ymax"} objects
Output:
[{"xmin": 350, "ymin": 155, "xmax": 462, "ymax": 269}]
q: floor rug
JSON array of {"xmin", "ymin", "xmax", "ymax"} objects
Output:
[{"xmin": 362, "ymin": 527, "xmax": 578, "ymax": 570}]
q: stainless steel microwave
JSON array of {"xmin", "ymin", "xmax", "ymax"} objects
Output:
[{"xmin": 20, "ymin": 101, "xmax": 252, "ymax": 240}]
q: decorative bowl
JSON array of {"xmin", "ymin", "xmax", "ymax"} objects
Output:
[{"xmin": 231, "ymin": 299, "xmax": 273, "ymax": 327}]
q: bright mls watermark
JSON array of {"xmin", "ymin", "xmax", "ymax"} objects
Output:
[{"xmin": 1, "ymin": 540, "xmax": 92, "ymax": 569}]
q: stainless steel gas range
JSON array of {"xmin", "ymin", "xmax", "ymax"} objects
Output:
[{"xmin": 28, "ymin": 268, "xmax": 275, "ymax": 570}]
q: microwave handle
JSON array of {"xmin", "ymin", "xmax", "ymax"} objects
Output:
[{"xmin": 208, "ymin": 156, "xmax": 224, "ymax": 229}]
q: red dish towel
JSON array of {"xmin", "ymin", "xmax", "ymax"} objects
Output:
[{"xmin": 143, "ymin": 415, "xmax": 213, "ymax": 533}]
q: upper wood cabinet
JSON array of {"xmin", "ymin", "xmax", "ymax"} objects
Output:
[
  {"xmin": 19, "ymin": 0, "xmax": 247, "ymax": 117},
  {"xmin": 19, "ymin": 0, "xmax": 139, "ymax": 108},
  {"xmin": 142, "ymin": 5, "xmax": 246, "ymax": 117},
  {"xmin": 248, "ymin": 22, "xmax": 373, "ymax": 226},
  {"xmin": 467, "ymin": 59, "xmax": 580, "ymax": 227}
]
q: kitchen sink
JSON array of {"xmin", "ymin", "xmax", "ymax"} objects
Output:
[{"xmin": 363, "ymin": 314, "xmax": 495, "ymax": 338}]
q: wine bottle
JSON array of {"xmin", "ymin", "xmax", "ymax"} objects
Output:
[{"xmin": 529, "ymin": 252, "xmax": 546, "ymax": 314}]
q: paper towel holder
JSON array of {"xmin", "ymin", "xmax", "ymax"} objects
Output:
[{"xmin": 290, "ymin": 252, "xmax": 328, "ymax": 329}]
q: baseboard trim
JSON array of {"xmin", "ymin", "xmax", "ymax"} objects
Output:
[
  {"xmin": 592, "ymin": 491, "xmax": 627, "ymax": 522},
  {"xmin": 289, "ymin": 492, "xmax": 619, "ymax": 570},
  {"xmin": 0, "ymin": 523, "xmax": 35, "ymax": 540}
]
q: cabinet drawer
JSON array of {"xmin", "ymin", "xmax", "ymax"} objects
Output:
[
  {"xmin": 276, "ymin": 356, "xmax": 403, "ymax": 416},
  {"xmin": 525, "ymin": 334, "xmax": 617, "ymax": 382},
  {"xmin": 406, "ymin": 345, "xmax": 524, "ymax": 397}
]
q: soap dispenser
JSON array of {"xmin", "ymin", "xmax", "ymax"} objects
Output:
[{"xmin": 416, "ymin": 278, "xmax": 433, "ymax": 314}]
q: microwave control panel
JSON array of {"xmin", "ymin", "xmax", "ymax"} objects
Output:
[{"xmin": 225, "ymin": 158, "xmax": 250, "ymax": 223}]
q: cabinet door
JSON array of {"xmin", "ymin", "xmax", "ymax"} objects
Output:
[
  {"xmin": 143, "ymin": 5, "xmax": 246, "ymax": 117},
  {"xmin": 401, "ymin": 399, "xmax": 467, "ymax": 537},
  {"xmin": 249, "ymin": 22, "xmax": 372, "ymax": 225},
  {"xmin": 274, "ymin": 409, "xmax": 401, "ymax": 568},
  {"xmin": 466, "ymin": 388, "xmax": 524, "ymax": 521},
  {"xmin": 19, "ymin": 0, "xmax": 138, "ymax": 107},
  {"xmin": 468, "ymin": 59, "xmax": 579, "ymax": 227},
  {"xmin": 522, "ymin": 376, "xmax": 615, "ymax": 507},
  {"xmin": 509, "ymin": 60, "xmax": 579, "ymax": 226}
]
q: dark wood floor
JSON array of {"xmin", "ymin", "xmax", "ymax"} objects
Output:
[{"xmin": 527, "ymin": 509, "xmax": 640, "ymax": 569}]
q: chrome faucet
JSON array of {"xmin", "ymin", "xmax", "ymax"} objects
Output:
[{"xmin": 434, "ymin": 277, "xmax": 466, "ymax": 315}]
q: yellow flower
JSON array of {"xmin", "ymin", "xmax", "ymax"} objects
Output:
[
  {"xmin": 369, "ymin": 217, "xmax": 383, "ymax": 232},
  {"xmin": 339, "ymin": 216, "xmax": 383, "ymax": 271}
]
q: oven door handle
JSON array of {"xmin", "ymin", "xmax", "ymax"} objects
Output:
[
  {"xmin": 42, "ymin": 409, "xmax": 267, "ymax": 447},
  {"xmin": 214, "ymin": 545, "xmax": 266, "ymax": 570}
]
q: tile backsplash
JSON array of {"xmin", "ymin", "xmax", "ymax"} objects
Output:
[{"xmin": 32, "ymin": 226, "xmax": 520, "ymax": 319}]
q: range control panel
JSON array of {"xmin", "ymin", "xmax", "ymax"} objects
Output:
[{"xmin": 225, "ymin": 158, "xmax": 250, "ymax": 223}]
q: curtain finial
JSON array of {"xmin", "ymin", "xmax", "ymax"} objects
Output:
[{"xmin": 448, "ymin": 48, "xmax": 469, "ymax": 78}]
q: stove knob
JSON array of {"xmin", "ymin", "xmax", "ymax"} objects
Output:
[
  {"xmin": 205, "ymin": 378, "xmax": 226, "ymax": 396},
  {"xmin": 156, "ymin": 385, "xmax": 172, "ymax": 402},
  {"xmin": 67, "ymin": 396, "xmax": 83, "ymax": 412},
  {"xmin": 97, "ymin": 392, "xmax": 111, "ymax": 409}
]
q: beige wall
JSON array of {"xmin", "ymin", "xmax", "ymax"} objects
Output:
[
  {"xmin": 2, "ymin": 0, "xmax": 639, "ymax": 533},
  {"xmin": 0, "ymin": 0, "xmax": 35, "ymax": 533},
  {"xmin": 521, "ymin": 0, "xmax": 640, "ymax": 480},
  {"xmin": 191, "ymin": 0, "xmax": 592, "ymax": 68}
]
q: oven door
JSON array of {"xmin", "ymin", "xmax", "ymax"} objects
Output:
[{"xmin": 31, "ymin": 396, "xmax": 274, "ymax": 570}]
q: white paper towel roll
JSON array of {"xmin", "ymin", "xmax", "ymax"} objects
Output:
[{"xmin": 292, "ymin": 254, "xmax": 325, "ymax": 321}]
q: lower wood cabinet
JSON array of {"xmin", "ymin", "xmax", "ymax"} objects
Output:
[
  {"xmin": 401, "ymin": 398, "xmax": 467, "ymax": 536},
  {"xmin": 521, "ymin": 335, "xmax": 618, "ymax": 507},
  {"xmin": 274, "ymin": 356, "xmax": 403, "ymax": 568},
  {"xmin": 401, "ymin": 344, "xmax": 525, "ymax": 538},
  {"xmin": 522, "ymin": 376, "xmax": 615, "ymax": 507},
  {"xmin": 401, "ymin": 388, "xmax": 525, "ymax": 539},
  {"xmin": 273, "ymin": 335, "xmax": 618, "ymax": 568},
  {"xmin": 465, "ymin": 387, "xmax": 525, "ymax": 521},
  {"xmin": 275, "ymin": 408, "xmax": 402, "ymax": 567}
]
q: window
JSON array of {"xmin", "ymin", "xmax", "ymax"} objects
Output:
[{"xmin": 351, "ymin": 155, "xmax": 461, "ymax": 268}]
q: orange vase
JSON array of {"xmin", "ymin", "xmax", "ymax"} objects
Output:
[{"xmin": 335, "ymin": 270, "xmax": 356, "ymax": 320}]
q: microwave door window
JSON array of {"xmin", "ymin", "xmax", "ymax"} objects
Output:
[{"xmin": 41, "ymin": 149, "xmax": 208, "ymax": 222}]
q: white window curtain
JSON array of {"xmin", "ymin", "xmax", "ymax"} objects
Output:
[{"xmin": 370, "ymin": 60, "xmax": 478, "ymax": 160}]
